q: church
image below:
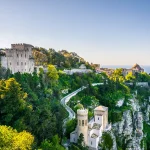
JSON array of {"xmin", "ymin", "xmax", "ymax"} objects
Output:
[{"xmin": 70, "ymin": 106, "xmax": 111, "ymax": 150}]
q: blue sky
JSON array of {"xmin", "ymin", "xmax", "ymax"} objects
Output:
[{"xmin": 0, "ymin": 0, "xmax": 150, "ymax": 65}]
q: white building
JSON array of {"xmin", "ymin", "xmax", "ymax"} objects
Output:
[
  {"xmin": 70, "ymin": 106, "xmax": 110, "ymax": 150},
  {"xmin": 64, "ymin": 64, "xmax": 93, "ymax": 75},
  {"xmin": 0, "ymin": 43, "xmax": 34, "ymax": 74}
]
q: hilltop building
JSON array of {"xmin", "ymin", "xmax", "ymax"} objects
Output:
[
  {"xmin": 0, "ymin": 43, "xmax": 35, "ymax": 74},
  {"xmin": 99, "ymin": 64, "xmax": 144, "ymax": 76},
  {"xmin": 122, "ymin": 64, "xmax": 144, "ymax": 76},
  {"xmin": 99, "ymin": 68, "xmax": 115, "ymax": 76},
  {"xmin": 64, "ymin": 64, "xmax": 93, "ymax": 75},
  {"xmin": 90, "ymin": 64, "xmax": 101, "ymax": 73},
  {"xmin": 70, "ymin": 106, "xmax": 111, "ymax": 150}
]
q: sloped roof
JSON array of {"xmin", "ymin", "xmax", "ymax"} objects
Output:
[
  {"xmin": 92, "ymin": 123, "xmax": 101, "ymax": 130},
  {"xmin": 91, "ymin": 133, "xmax": 99, "ymax": 139},
  {"xmin": 132, "ymin": 63, "xmax": 143, "ymax": 70}
]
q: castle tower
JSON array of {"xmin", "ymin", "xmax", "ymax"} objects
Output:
[
  {"xmin": 94, "ymin": 106, "xmax": 108, "ymax": 130},
  {"xmin": 77, "ymin": 109, "xmax": 88, "ymax": 145},
  {"xmin": 3, "ymin": 43, "xmax": 34, "ymax": 74}
]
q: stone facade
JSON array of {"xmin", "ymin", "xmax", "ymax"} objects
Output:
[
  {"xmin": 0, "ymin": 43, "xmax": 34, "ymax": 74},
  {"xmin": 122, "ymin": 64, "xmax": 144, "ymax": 76}
]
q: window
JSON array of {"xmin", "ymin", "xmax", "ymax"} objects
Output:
[
  {"xmin": 91, "ymin": 141, "xmax": 92, "ymax": 145},
  {"xmin": 98, "ymin": 117, "xmax": 99, "ymax": 120},
  {"xmin": 17, "ymin": 54, "xmax": 19, "ymax": 57},
  {"xmin": 82, "ymin": 120, "xmax": 84, "ymax": 126},
  {"xmin": 21, "ymin": 62, "xmax": 23, "ymax": 65},
  {"xmin": 85, "ymin": 120, "xmax": 87, "ymax": 126},
  {"xmin": 25, "ymin": 54, "xmax": 26, "ymax": 58},
  {"xmin": 10, "ymin": 62, "xmax": 11, "ymax": 65},
  {"xmin": 21, "ymin": 54, "xmax": 22, "ymax": 57},
  {"xmin": 25, "ymin": 62, "xmax": 26, "ymax": 65},
  {"xmin": 17, "ymin": 62, "xmax": 19, "ymax": 65},
  {"xmin": 79, "ymin": 120, "xmax": 81, "ymax": 126}
]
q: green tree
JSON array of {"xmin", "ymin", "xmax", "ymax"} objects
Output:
[
  {"xmin": 65, "ymin": 119, "xmax": 77, "ymax": 138},
  {"xmin": 46, "ymin": 65, "xmax": 59, "ymax": 85},
  {"xmin": 77, "ymin": 133, "xmax": 85, "ymax": 147},
  {"xmin": 101, "ymin": 132, "xmax": 113, "ymax": 150},
  {"xmin": 0, "ymin": 78, "xmax": 30, "ymax": 131},
  {"xmin": 0, "ymin": 125, "xmax": 34, "ymax": 150},
  {"xmin": 40, "ymin": 135, "xmax": 65, "ymax": 150},
  {"xmin": 125, "ymin": 72, "xmax": 135, "ymax": 82},
  {"xmin": 74, "ymin": 103, "xmax": 84, "ymax": 112}
]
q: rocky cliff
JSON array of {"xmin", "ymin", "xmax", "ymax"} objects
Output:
[{"xmin": 105, "ymin": 91, "xmax": 150, "ymax": 150}]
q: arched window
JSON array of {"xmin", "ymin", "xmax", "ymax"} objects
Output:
[
  {"xmin": 82, "ymin": 120, "xmax": 84, "ymax": 126},
  {"xmin": 79, "ymin": 120, "xmax": 81, "ymax": 126},
  {"xmin": 85, "ymin": 120, "xmax": 87, "ymax": 126}
]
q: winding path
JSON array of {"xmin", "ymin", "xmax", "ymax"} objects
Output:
[{"xmin": 61, "ymin": 83, "xmax": 103, "ymax": 126}]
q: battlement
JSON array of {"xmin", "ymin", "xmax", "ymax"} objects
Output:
[
  {"xmin": 11, "ymin": 43, "xmax": 33, "ymax": 50},
  {"xmin": 77, "ymin": 109, "xmax": 88, "ymax": 115}
]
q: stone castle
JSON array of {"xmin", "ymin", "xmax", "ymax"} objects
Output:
[
  {"xmin": 70, "ymin": 106, "xmax": 111, "ymax": 150},
  {"xmin": 0, "ymin": 43, "xmax": 35, "ymax": 74}
]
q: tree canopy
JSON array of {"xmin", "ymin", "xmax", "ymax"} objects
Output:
[{"xmin": 0, "ymin": 125, "xmax": 34, "ymax": 150}]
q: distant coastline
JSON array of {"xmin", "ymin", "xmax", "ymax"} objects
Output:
[{"xmin": 101, "ymin": 65, "xmax": 150, "ymax": 74}]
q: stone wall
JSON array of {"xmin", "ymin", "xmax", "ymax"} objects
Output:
[{"xmin": 1, "ymin": 44, "xmax": 35, "ymax": 74}]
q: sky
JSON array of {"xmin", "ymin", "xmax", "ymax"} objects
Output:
[{"xmin": 0, "ymin": 0, "xmax": 150, "ymax": 65}]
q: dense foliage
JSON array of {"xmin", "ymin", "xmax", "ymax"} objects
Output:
[
  {"xmin": 33, "ymin": 47, "xmax": 93, "ymax": 69},
  {"xmin": 68, "ymin": 76, "xmax": 131, "ymax": 123},
  {"xmin": 1, "ymin": 59, "xmax": 150, "ymax": 149},
  {"xmin": 0, "ymin": 66, "xmax": 68, "ymax": 148},
  {"xmin": 0, "ymin": 125, "xmax": 34, "ymax": 150},
  {"xmin": 100, "ymin": 132, "xmax": 113, "ymax": 150}
]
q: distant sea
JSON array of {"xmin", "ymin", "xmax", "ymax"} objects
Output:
[{"xmin": 101, "ymin": 65, "xmax": 150, "ymax": 74}]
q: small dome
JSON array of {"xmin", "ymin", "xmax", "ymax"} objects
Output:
[{"xmin": 94, "ymin": 106, "xmax": 108, "ymax": 111}]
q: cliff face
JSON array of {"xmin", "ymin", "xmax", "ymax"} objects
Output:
[{"xmin": 109, "ymin": 92, "xmax": 150, "ymax": 150}]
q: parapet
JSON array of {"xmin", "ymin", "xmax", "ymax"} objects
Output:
[
  {"xmin": 11, "ymin": 43, "xmax": 33, "ymax": 50},
  {"xmin": 77, "ymin": 109, "xmax": 88, "ymax": 116}
]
